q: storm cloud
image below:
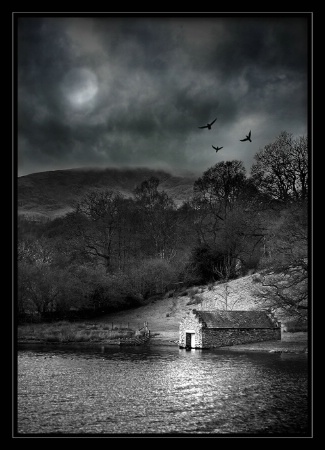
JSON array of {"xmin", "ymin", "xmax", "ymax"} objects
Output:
[{"xmin": 16, "ymin": 14, "xmax": 310, "ymax": 177}]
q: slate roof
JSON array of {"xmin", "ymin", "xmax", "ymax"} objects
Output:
[{"xmin": 192, "ymin": 310, "xmax": 278, "ymax": 328}]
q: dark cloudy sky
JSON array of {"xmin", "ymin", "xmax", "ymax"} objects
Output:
[{"xmin": 16, "ymin": 13, "xmax": 310, "ymax": 177}]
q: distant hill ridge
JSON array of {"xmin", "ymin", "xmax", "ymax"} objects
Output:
[{"xmin": 18, "ymin": 167, "xmax": 198, "ymax": 220}]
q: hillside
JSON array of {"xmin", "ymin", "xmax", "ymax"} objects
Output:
[
  {"xmin": 92, "ymin": 274, "xmax": 290, "ymax": 344},
  {"xmin": 17, "ymin": 167, "xmax": 198, "ymax": 220},
  {"xmin": 18, "ymin": 273, "xmax": 308, "ymax": 351}
]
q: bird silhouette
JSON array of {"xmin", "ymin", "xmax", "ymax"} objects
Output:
[
  {"xmin": 198, "ymin": 117, "xmax": 217, "ymax": 130},
  {"xmin": 240, "ymin": 130, "xmax": 252, "ymax": 142},
  {"xmin": 212, "ymin": 145, "xmax": 223, "ymax": 153}
]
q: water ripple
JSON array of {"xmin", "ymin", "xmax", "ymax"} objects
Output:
[{"xmin": 17, "ymin": 346, "xmax": 309, "ymax": 435}]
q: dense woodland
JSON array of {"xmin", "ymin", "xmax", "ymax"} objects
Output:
[{"xmin": 17, "ymin": 131, "xmax": 309, "ymax": 323}]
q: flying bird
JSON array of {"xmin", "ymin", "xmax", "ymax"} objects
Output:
[
  {"xmin": 240, "ymin": 130, "xmax": 252, "ymax": 142},
  {"xmin": 212, "ymin": 145, "xmax": 223, "ymax": 153},
  {"xmin": 198, "ymin": 117, "xmax": 217, "ymax": 130}
]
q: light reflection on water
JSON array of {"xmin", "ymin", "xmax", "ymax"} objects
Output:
[{"xmin": 17, "ymin": 345, "xmax": 309, "ymax": 435}]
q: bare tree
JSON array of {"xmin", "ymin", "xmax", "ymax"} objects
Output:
[
  {"xmin": 134, "ymin": 177, "xmax": 181, "ymax": 261},
  {"xmin": 17, "ymin": 262, "xmax": 60, "ymax": 315},
  {"xmin": 18, "ymin": 236, "xmax": 55, "ymax": 265},
  {"xmin": 213, "ymin": 262, "xmax": 232, "ymax": 310},
  {"xmin": 71, "ymin": 190, "xmax": 127, "ymax": 272},
  {"xmin": 251, "ymin": 131, "xmax": 308, "ymax": 202},
  {"xmin": 252, "ymin": 201, "xmax": 308, "ymax": 320},
  {"xmin": 212, "ymin": 254, "xmax": 242, "ymax": 310},
  {"xmin": 191, "ymin": 161, "xmax": 247, "ymax": 245}
]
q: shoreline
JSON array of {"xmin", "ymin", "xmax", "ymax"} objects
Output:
[{"xmin": 17, "ymin": 336, "xmax": 308, "ymax": 354}]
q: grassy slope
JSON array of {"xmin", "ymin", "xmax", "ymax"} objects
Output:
[{"xmin": 92, "ymin": 274, "xmax": 278, "ymax": 343}]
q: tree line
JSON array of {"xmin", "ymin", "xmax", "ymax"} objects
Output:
[{"xmin": 17, "ymin": 131, "xmax": 308, "ymax": 322}]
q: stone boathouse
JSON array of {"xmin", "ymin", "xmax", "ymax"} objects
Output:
[{"xmin": 179, "ymin": 309, "xmax": 281, "ymax": 349}]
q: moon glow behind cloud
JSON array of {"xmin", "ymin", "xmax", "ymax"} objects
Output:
[{"xmin": 61, "ymin": 68, "xmax": 98, "ymax": 108}]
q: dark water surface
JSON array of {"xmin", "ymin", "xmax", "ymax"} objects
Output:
[{"xmin": 17, "ymin": 345, "xmax": 310, "ymax": 436}]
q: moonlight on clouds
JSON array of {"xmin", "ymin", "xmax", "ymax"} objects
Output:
[{"xmin": 61, "ymin": 68, "xmax": 99, "ymax": 110}]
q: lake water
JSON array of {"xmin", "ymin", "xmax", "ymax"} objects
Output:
[{"xmin": 16, "ymin": 345, "xmax": 310, "ymax": 436}]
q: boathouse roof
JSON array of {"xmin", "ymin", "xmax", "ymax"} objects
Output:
[{"xmin": 192, "ymin": 310, "xmax": 279, "ymax": 329}]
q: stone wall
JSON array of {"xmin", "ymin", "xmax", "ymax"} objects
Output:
[
  {"xmin": 179, "ymin": 311, "xmax": 203, "ymax": 348},
  {"xmin": 201, "ymin": 327, "xmax": 281, "ymax": 349},
  {"xmin": 179, "ymin": 310, "xmax": 281, "ymax": 349}
]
